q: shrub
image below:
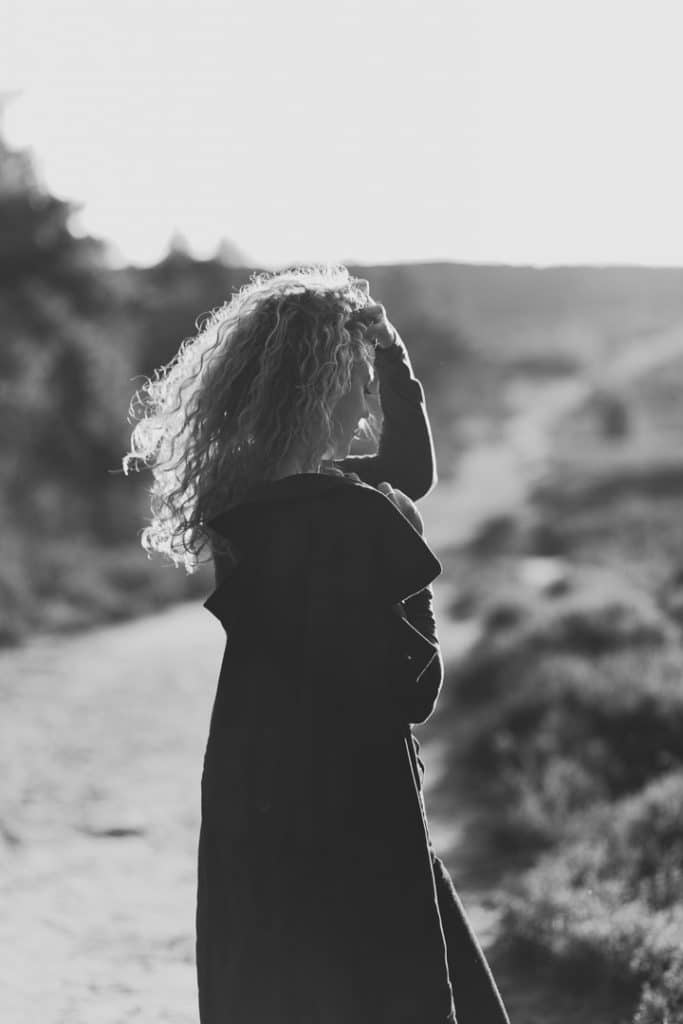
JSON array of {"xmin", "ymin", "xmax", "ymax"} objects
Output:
[
  {"xmin": 502, "ymin": 772, "xmax": 683, "ymax": 1022},
  {"xmin": 448, "ymin": 593, "xmax": 683, "ymax": 839},
  {"xmin": 529, "ymin": 490, "xmax": 683, "ymax": 593},
  {"xmin": 0, "ymin": 531, "xmax": 38, "ymax": 644},
  {"xmin": 1, "ymin": 537, "xmax": 212, "ymax": 646}
]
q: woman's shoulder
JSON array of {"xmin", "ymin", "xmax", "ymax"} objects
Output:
[
  {"xmin": 207, "ymin": 472, "xmax": 421, "ymax": 545},
  {"xmin": 338, "ymin": 474, "xmax": 422, "ymax": 530}
]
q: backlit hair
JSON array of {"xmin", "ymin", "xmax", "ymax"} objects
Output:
[{"xmin": 123, "ymin": 264, "xmax": 376, "ymax": 572}]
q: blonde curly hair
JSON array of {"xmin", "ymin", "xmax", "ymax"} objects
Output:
[{"xmin": 123, "ymin": 264, "xmax": 377, "ymax": 573}]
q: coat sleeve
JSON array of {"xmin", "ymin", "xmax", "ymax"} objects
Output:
[
  {"xmin": 332, "ymin": 333, "xmax": 438, "ymax": 500},
  {"xmin": 399, "ymin": 586, "xmax": 445, "ymax": 725}
]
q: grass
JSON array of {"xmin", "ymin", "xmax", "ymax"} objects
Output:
[
  {"xmin": 450, "ymin": 628, "xmax": 683, "ymax": 847},
  {"xmin": 501, "ymin": 772, "xmax": 683, "ymax": 1023},
  {"xmin": 0, "ymin": 532, "xmax": 212, "ymax": 647}
]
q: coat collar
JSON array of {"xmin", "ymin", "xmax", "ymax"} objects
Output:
[
  {"xmin": 245, "ymin": 471, "xmax": 362, "ymax": 502},
  {"xmin": 206, "ymin": 471, "xmax": 367, "ymax": 536},
  {"xmin": 204, "ymin": 470, "xmax": 442, "ymax": 623}
]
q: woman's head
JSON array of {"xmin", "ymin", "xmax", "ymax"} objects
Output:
[
  {"xmin": 123, "ymin": 264, "xmax": 377, "ymax": 571},
  {"xmin": 328, "ymin": 356, "xmax": 374, "ymax": 461}
]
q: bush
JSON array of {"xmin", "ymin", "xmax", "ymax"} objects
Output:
[
  {"xmin": 502, "ymin": 772, "xmax": 683, "ymax": 1022},
  {"xmin": 0, "ymin": 536, "xmax": 212, "ymax": 646},
  {"xmin": 448, "ymin": 574, "xmax": 683, "ymax": 845},
  {"xmin": 0, "ymin": 530, "xmax": 38, "ymax": 644},
  {"xmin": 529, "ymin": 490, "xmax": 683, "ymax": 592}
]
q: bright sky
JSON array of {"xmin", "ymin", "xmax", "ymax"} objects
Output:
[{"xmin": 4, "ymin": 0, "xmax": 683, "ymax": 268}]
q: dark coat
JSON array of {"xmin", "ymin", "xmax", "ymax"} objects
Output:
[{"xmin": 197, "ymin": 473, "xmax": 457, "ymax": 1023}]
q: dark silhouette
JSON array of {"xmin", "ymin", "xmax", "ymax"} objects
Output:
[{"xmin": 190, "ymin": 273, "xmax": 510, "ymax": 1022}]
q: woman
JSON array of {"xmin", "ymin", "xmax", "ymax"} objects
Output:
[{"xmin": 124, "ymin": 264, "xmax": 510, "ymax": 1023}]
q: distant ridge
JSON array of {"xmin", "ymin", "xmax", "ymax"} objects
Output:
[
  {"xmin": 124, "ymin": 255, "xmax": 683, "ymax": 366},
  {"xmin": 346, "ymin": 262, "xmax": 683, "ymax": 362}
]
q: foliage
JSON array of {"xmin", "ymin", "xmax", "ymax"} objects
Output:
[
  {"xmin": 455, "ymin": 417, "xmax": 683, "ymax": 1018},
  {"xmin": 453, "ymin": 637, "xmax": 683, "ymax": 844},
  {"xmin": 0, "ymin": 129, "xmax": 138, "ymax": 541},
  {"xmin": 502, "ymin": 773, "xmax": 683, "ymax": 1022},
  {"xmin": 0, "ymin": 129, "xmax": 217, "ymax": 640}
]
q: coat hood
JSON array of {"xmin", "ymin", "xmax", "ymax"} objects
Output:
[{"xmin": 203, "ymin": 473, "xmax": 442, "ymax": 627}]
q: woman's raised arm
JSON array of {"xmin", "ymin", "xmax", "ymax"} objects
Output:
[{"xmin": 333, "ymin": 326, "xmax": 438, "ymax": 501}]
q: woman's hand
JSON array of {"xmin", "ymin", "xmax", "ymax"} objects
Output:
[
  {"xmin": 376, "ymin": 481, "xmax": 424, "ymax": 535},
  {"xmin": 354, "ymin": 303, "xmax": 399, "ymax": 350}
]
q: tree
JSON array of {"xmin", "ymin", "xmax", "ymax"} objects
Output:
[{"xmin": 0, "ymin": 121, "xmax": 137, "ymax": 539}]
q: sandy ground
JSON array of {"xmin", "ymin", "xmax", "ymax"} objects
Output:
[{"xmin": 1, "ymin": 603, "xmax": 218, "ymax": 1023}]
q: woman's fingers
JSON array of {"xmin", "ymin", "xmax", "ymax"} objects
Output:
[
  {"xmin": 355, "ymin": 303, "xmax": 385, "ymax": 322},
  {"xmin": 365, "ymin": 323, "xmax": 397, "ymax": 348},
  {"xmin": 377, "ymin": 482, "xmax": 424, "ymax": 533},
  {"xmin": 376, "ymin": 481, "xmax": 396, "ymax": 502},
  {"xmin": 348, "ymin": 304, "xmax": 399, "ymax": 347}
]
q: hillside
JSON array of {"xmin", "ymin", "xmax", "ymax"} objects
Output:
[
  {"xmin": 120, "ymin": 258, "xmax": 683, "ymax": 372},
  {"xmin": 347, "ymin": 262, "xmax": 683, "ymax": 365}
]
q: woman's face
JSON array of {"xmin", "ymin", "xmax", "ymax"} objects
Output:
[{"xmin": 330, "ymin": 359, "xmax": 374, "ymax": 459}]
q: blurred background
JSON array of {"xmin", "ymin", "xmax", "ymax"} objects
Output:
[{"xmin": 3, "ymin": 1, "xmax": 683, "ymax": 1021}]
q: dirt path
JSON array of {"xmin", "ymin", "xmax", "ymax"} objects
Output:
[{"xmin": 1, "ymin": 604, "xmax": 220, "ymax": 1023}]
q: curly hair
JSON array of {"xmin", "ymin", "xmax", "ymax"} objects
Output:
[{"xmin": 122, "ymin": 264, "xmax": 377, "ymax": 573}]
